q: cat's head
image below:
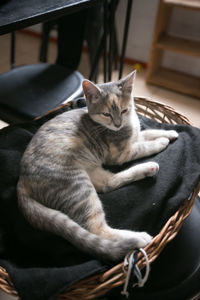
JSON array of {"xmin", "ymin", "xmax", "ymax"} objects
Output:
[{"xmin": 82, "ymin": 71, "xmax": 136, "ymax": 131}]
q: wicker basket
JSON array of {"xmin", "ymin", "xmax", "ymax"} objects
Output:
[{"xmin": 0, "ymin": 96, "xmax": 200, "ymax": 300}]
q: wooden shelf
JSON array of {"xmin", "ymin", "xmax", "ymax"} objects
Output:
[
  {"xmin": 146, "ymin": 0, "xmax": 200, "ymax": 98},
  {"xmin": 157, "ymin": 35, "xmax": 200, "ymax": 57},
  {"xmin": 164, "ymin": 0, "xmax": 200, "ymax": 10},
  {"xmin": 148, "ymin": 67, "xmax": 200, "ymax": 98}
]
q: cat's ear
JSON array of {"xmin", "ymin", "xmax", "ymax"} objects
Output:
[
  {"xmin": 82, "ymin": 80, "xmax": 101, "ymax": 103},
  {"xmin": 121, "ymin": 70, "xmax": 136, "ymax": 94}
]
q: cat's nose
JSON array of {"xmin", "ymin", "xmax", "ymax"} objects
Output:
[
  {"xmin": 113, "ymin": 115, "xmax": 122, "ymax": 128},
  {"xmin": 114, "ymin": 122, "xmax": 121, "ymax": 128}
]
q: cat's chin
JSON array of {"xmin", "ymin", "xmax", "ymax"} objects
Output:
[
  {"xmin": 93, "ymin": 120, "xmax": 122, "ymax": 132},
  {"xmin": 104, "ymin": 125, "xmax": 123, "ymax": 132},
  {"xmin": 111, "ymin": 126, "xmax": 123, "ymax": 132}
]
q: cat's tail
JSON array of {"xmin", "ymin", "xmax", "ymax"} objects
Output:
[{"xmin": 18, "ymin": 184, "xmax": 150, "ymax": 261}]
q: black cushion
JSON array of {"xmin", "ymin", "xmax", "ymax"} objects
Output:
[{"xmin": 0, "ymin": 63, "xmax": 83, "ymax": 124}]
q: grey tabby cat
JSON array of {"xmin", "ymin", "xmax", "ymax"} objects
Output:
[{"xmin": 17, "ymin": 71, "xmax": 178, "ymax": 261}]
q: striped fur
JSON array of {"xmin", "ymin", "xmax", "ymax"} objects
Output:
[{"xmin": 17, "ymin": 72, "xmax": 178, "ymax": 261}]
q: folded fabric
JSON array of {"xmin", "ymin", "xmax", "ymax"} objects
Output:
[{"xmin": 0, "ymin": 99, "xmax": 200, "ymax": 300}]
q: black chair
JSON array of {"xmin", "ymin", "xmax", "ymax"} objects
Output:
[
  {"xmin": 0, "ymin": 26, "xmax": 84, "ymax": 124},
  {"xmin": 0, "ymin": 63, "xmax": 83, "ymax": 124}
]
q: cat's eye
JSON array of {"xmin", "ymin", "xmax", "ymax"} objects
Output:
[
  {"xmin": 102, "ymin": 112, "xmax": 111, "ymax": 117},
  {"xmin": 121, "ymin": 109, "xmax": 128, "ymax": 114}
]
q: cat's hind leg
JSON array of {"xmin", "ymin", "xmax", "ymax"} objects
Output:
[{"xmin": 87, "ymin": 166, "xmax": 152, "ymax": 246}]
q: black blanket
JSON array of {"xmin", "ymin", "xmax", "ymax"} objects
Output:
[{"xmin": 0, "ymin": 100, "xmax": 200, "ymax": 300}]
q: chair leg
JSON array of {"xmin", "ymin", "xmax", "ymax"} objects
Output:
[
  {"xmin": 118, "ymin": 0, "xmax": 133, "ymax": 79},
  {"xmin": 113, "ymin": 25, "xmax": 119, "ymax": 70},
  {"xmin": 10, "ymin": 31, "xmax": 16, "ymax": 69},
  {"xmin": 89, "ymin": 0, "xmax": 119, "ymax": 83},
  {"xmin": 103, "ymin": 0, "xmax": 108, "ymax": 83},
  {"xmin": 39, "ymin": 21, "xmax": 56, "ymax": 62},
  {"xmin": 108, "ymin": 0, "xmax": 118, "ymax": 81},
  {"xmin": 89, "ymin": 35, "xmax": 105, "ymax": 82},
  {"xmin": 56, "ymin": 11, "xmax": 88, "ymax": 71}
]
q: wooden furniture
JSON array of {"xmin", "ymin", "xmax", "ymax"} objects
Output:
[{"xmin": 146, "ymin": 0, "xmax": 200, "ymax": 98}]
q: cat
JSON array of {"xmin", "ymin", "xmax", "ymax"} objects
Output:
[{"xmin": 17, "ymin": 71, "xmax": 178, "ymax": 261}]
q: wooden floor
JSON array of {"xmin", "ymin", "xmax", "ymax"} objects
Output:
[{"xmin": 0, "ymin": 30, "xmax": 200, "ymax": 130}]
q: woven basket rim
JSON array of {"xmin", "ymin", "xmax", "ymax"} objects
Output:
[
  {"xmin": 0, "ymin": 96, "xmax": 199, "ymax": 300},
  {"xmin": 134, "ymin": 96, "xmax": 193, "ymax": 125}
]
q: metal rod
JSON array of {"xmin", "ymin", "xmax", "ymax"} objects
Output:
[
  {"xmin": 108, "ymin": 0, "xmax": 117, "ymax": 81},
  {"xmin": 10, "ymin": 31, "xmax": 16, "ymax": 69},
  {"xmin": 103, "ymin": 0, "xmax": 108, "ymax": 82},
  {"xmin": 119, "ymin": 0, "xmax": 133, "ymax": 79},
  {"xmin": 89, "ymin": 35, "xmax": 105, "ymax": 82}
]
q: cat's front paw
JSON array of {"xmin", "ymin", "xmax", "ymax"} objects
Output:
[
  {"xmin": 165, "ymin": 130, "xmax": 179, "ymax": 141},
  {"xmin": 156, "ymin": 137, "xmax": 170, "ymax": 152},
  {"xmin": 158, "ymin": 137, "xmax": 170, "ymax": 146},
  {"xmin": 143, "ymin": 162, "xmax": 159, "ymax": 177}
]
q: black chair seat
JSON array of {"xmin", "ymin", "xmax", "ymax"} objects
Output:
[{"xmin": 0, "ymin": 63, "xmax": 84, "ymax": 124}]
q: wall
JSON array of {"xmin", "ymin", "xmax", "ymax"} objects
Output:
[{"xmin": 116, "ymin": 0, "xmax": 159, "ymax": 63}]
